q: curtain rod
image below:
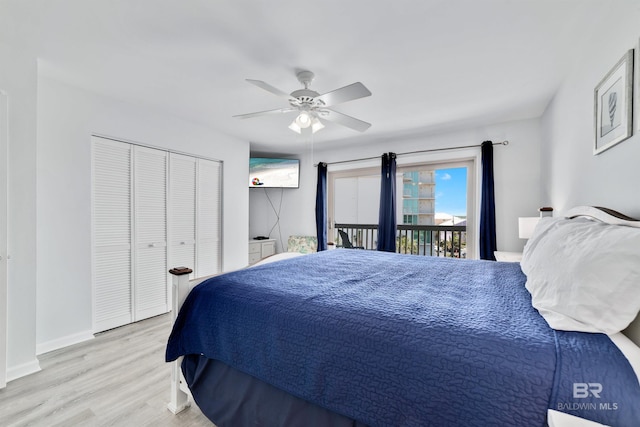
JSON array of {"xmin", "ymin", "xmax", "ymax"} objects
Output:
[{"xmin": 315, "ymin": 140, "xmax": 509, "ymax": 167}]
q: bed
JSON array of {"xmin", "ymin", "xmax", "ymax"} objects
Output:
[{"xmin": 166, "ymin": 206, "xmax": 640, "ymax": 426}]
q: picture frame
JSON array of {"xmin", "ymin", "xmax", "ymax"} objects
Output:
[{"xmin": 594, "ymin": 49, "xmax": 634, "ymax": 155}]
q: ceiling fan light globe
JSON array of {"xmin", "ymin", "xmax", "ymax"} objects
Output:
[{"xmin": 296, "ymin": 112, "xmax": 311, "ymax": 128}]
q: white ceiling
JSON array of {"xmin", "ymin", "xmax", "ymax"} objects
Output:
[{"xmin": 5, "ymin": 0, "xmax": 615, "ymax": 153}]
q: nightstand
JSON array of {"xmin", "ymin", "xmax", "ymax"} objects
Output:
[
  {"xmin": 494, "ymin": 251, "xmax": 522, "ymax": 262},
  {"xmin": 249, "ymin": 239, "xmax": 276, "ymax": 264}
]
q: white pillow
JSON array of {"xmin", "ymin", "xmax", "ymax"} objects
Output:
[{"xmin": 521, "ymin": 217, "xmax": 640, "ymax": 334}]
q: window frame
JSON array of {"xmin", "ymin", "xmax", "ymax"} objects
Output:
[{"xmin": 327, "ymin": 154, "xmax": 478, "ymax": 259}]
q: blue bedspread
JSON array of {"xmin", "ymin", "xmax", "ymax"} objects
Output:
[{"xmin": 166, "ymin": 249, "xmax": 640, "ymax": 426}]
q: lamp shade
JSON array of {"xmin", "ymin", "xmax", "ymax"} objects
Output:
[
  {"xmin": 311, "ymin": 117, "xmax": 324, "ymax": 133},
  {"xmin": 518, "ymin": 217, "xmax": 540, "ymax": 239},
  {"xmin": 288, "ymin": 120, "xmax": 302, "ymax": 134}
]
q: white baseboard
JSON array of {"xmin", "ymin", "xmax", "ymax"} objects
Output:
[
  {"xmin": 7, "ymin": 359, "xmax": 41, "ymax": 382},
  {"xmin": 36, "ymin": 330, "xmax": 94, "ymax": 355}
]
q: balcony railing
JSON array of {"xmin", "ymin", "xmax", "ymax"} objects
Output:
[{"xmin": 334, "ymin": 223, "xmax": 467, "ymax": 258}]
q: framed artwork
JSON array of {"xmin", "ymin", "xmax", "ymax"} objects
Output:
[{"xmin": 593, "ymin": 49, "xmax": 634, "ymax": 155}]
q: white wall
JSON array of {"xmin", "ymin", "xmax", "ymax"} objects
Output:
[
  {"xmin": 540, "ymin": 1, "xmax": 640, "ymax": 217},
  {"xmin": 35, "ymin": 74, "xmax": 249, "ymax": 355},
  {"xmin": 250, "ymin": 118, "xmax": 543, "ymax": 256},
  {"xmin": 0, "ymin": 43, "xmax": 40, "ymax": 380}
]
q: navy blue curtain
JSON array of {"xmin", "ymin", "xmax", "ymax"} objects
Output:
[
  {"xmin": 479, "ymin": 141, "xmax": 497, "ymax": 260},
  {"xmin": 315, "ymin": 162, "xmax": 328, "ymax": 251},
  {"xmin": 377, "ymin": 153, "xmax": 397, "ymax": 252}
]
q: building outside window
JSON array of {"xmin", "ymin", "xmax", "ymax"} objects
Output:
[{"xmin": 402, "ymin": 170, "xmax": 436, "ymax": 226}]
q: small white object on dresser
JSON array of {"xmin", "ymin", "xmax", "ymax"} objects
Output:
[
  {"xmin": 249, "ymin": 239, "xmax": 276, "ymax": 264},
  {"xmin": 494, "ymin": 251, "xmax": 523, "ymax": 262}
]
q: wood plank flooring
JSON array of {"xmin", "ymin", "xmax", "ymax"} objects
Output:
[{"xmin": 0, "ymin": 314, "xmax": 214, "ymax": 426}]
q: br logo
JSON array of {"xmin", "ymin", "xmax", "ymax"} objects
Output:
[{"xmin": 573, "ymin": 383, "xmax": 602, "ymax": 398}]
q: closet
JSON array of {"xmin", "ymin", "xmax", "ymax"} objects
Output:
[
  {"xmin": 92, "ymin": 136, "xmax": 221, "ymax": 333},
  {"xmin": 168, "ymin": 154, "xmax": 221, "ymax": 280}
]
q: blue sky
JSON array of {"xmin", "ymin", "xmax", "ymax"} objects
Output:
[{"xmin": 435, "ymin": 167, "xmax": 467, "ymax": 216}]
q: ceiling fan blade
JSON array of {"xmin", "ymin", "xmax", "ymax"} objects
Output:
[
  {"xmin": 322, "ymin": 108, "xmax": 371, "ymax": 132},
  {"xmin": 233, "ymin": 107, "xmax": 296, "ymax": 119},
  {"xmin": 315, "ymin": 82, "xmax": 372, "ymax": 106},
  {"xmin": 246, "ymin": 79, "xmax": 297, "ymax": 103}
]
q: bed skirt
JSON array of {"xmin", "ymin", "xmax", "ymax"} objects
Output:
[{"xmin": 183, "ymin": 355, "xmax": 369, "ymax": 427}]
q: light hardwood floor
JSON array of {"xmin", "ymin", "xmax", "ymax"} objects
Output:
[{"xmin": 0, "ymin": 314, "xmax": 214, "ymax": 427}]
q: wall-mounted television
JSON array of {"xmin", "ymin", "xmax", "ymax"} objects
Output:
[{"xmin": 249, "ymin": 157, "xmax": 300, "ymax": 188}]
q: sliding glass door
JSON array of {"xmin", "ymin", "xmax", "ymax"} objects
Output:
[{"xmin": 328, "ymin": 159, "xmax": 475, "ymax": 258}]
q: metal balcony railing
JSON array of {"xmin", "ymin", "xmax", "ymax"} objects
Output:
[{"xmin": 334, "ymin": 223, "xmax": 467, "ymax": 258}]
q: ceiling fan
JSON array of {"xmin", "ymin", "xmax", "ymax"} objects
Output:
[{"xmin": 233, "ymin": 70, "xmax": 372, "ymax": 134}]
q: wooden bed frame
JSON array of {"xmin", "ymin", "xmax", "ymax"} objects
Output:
[{"xmin": 167, "ymin": 205, "xmax": 640, "ymax": 417}]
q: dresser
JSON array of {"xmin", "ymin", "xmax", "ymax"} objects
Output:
[{"xmin": 249, "ymin": 239, "xmax": 277, "ymax": 264}]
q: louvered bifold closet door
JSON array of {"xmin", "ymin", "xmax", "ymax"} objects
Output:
[
  {"xmin": 169, "ymin": 153, "xmax": 196, "ymax": 279},
  {"xmin": 133, "ymin": 146, "xmax": 169, "ymax": 321},
  {"xmin": 92, "ymin": 137, "xmax": 133, "ymax": 332},
  {"xmin": 196, "ymin": 159, "xmax": 222, "ymax": 277}
]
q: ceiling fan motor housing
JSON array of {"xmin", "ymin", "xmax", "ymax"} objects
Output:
[
  {"xmin": 289, "ymin": 70, "xmax": 324, "ymax": 107},
  {"xmin": 290, "ymin": 88, "xmax": 321, "ymax": 107}
]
